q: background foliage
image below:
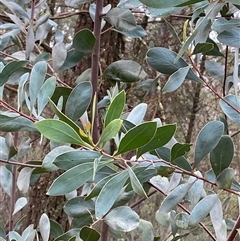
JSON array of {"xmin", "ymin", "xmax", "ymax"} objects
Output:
[{"xmin": 0, "ymin": 0, "xmax": 240, "ymax": 240}]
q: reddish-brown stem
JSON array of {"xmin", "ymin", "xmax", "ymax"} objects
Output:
[
  {"xmin": 153, "ymin": 159, "xmax": 240, "ymax": 196},
  {"xmin": 99, "ymin": 148, "xmax": 240, "ymax": 196},
  {"xmin": 0, "ymin": 100, "xmax": 36, "ymax": 122},
  {"xmin": 227, "ymin": 214, "xmax": 240, "ymax": 241},
  {"xmin": 0, "ymin": 159, "xmax": 42, "ymax": 168},
  {"xmin": 189, "ymin": 58, "xmax": 240, "ymax": 115},
  {"xmin": 91, "ymin": 0, "xmax": 103, "ymax": 143}
]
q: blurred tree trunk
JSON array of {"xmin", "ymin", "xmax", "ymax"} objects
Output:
[{"xmin": 74, "ymin": 0, "xmax": 124, "ymax": 99}]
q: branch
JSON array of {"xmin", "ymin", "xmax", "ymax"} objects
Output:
[
  {"xmin": 0, "ymin": 159, "xmax": 42, "ymax": 168},
  {"xmin": 231, "ymin": 129, "xmax": 240, "ymax": 137},
  {"xmin": 227, "ymin": 214, "xmax": 240, "ymax": 241},
  {"xmin": 0, "ymin": 100, "xmax": 36, "ymax": 122},
  {"xmin": 91, "ymin": 0, "xmax": 103, "ymax": 143},
  {"xmin": 4, "ymin": 85, "xmax": 18, "ymax": 93},
  {"xmin": 100, "ymin": 149, "xmax": 240, "ymax": 197},
  {"xmin": 0, "ymin": 11, "xmax": 88, "ymax": 23},
  {"xmin": 153, "ymin": 159, "xmax": 240, "ymax": 197},
  {"xmin": 189, "ymin": 58, "xmax": 240, "ymax": 115},
  {"xmin": 51, "ymin": 10, "xmax": 88, "ymax": 20}
]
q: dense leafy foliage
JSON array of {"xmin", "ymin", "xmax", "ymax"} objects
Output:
[{"xmin": 0, "ymin": 0, "xmax": 240, "ymax": 241}]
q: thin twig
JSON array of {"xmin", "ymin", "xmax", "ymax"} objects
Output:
[
  {"xmin": 100, "ymin": 148, "xmax": 240, "ymax": 196},
  {"xmin": 0, "ymin": 100, "xmax": 36, "ymax": 122},
  {"xmin": 51, "ymin": 10, "xmax": 89, "ymax": 20},
  {"xmin": 231, "ymin": 129, "xmax": 240, "ymax": 137},
  {"xmin": 130, "ymin": 190, "xmax": 157, "ymax": 209},
  {"xmin": 189, "ymin": 58, "xmax": 240, "ymax": 115},
  {"xmin": 227, "ymin": 214, "xmax": 240, "ymax": 241},
  {"xmin": 0, "ymin": 159, "xmax": 42, "ymax": 168}
]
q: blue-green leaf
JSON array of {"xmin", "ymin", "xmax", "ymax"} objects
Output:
[
  {"xmin": 159, "ymin": 183, "xmax": 193, "ymax": 213},
  {"xmin": 138, "ymin": 0, "xmax": 203, "ymax": 8},
  {"xmin": 0, "ymin": 166, "xmax": 12, "ymax": 196},
  {"xmin": 18, "ymin": 73, "xmax": 29, "ymax": 111},
  {"xmin": 54, "ymin": 229, "xmax": 80, "ymax": 241},
  {"xmin": 60, "ymin": 49, "xmax": 85, "ymax": 71},
  {"xmin": 220, "ymin": 95, "xmax": 240, "ymax": 124},
  {"xmin": 162, "ymin": 66, "xmax": 190, "ymax": 92},
  {"xmin": 187, "ymin": 172, "xmax": 204, "ymax": 207},
  {"xmin": 0, "ymin": 60, "xmax": 28, "ymax": 86},
  {"xmin": 39, "ymin": 213, "xmax": 50, "ymax": 241},
  {"xmin": 49, "ymin": 220, "xmax": 63, "ymax": 239},
  {"xmin": 0, "ymin": 113, "xmax": 36, "ymax": 132},
  {"xmin": 212, "ymin": 18, "xmax": 240, "ymax": 33},
  {"xmin": 114, "ymin": 25, "xmax": 147, "ymax": 38},
  {"xmin": 65, "ymin": 82, "xmax": 92, "ymax": 122},
  {"xmin": 127, "ymin": 165, "xmax": 147, "ymax": 197},
  {"xmin": 188, "ymin": 194, "xmax": 218, "ymax": 226},
  {"xmin": 0, "ymin": 226, "xmax": 6, "ymax": 239},
  {"xmin": 42, "ymin": 146, "xmax": 74, "ymax": 171},
  {"xmin": 29, "ymin": 61, "xmax": 47, "ymax": 111},
  {"xmin": 126, "ymin": 103, "xmax": 147, "ymax": 125},
  {"xmin": 52, "ymin": 42, "xmax": 67, "ymax": 71},
  {"xmin": 47, "ymin": 163, "xmax": 94, "ymax": 196},
  {"xmin": 104, "ymin": 8, "xmax": 137, "ymax": 31},
  {"xmin": 64, "ymin": 197, "xmax": 95, "ymax": 218},
  {"xmin": 104, "ymin": 206, "xmax": 139, "ymax": 232},
  {"xmin": 53, "ymin": 150, "xmax": 106, "ymax": 170},
  {"xmin": 37, "ymin": 77, "xmax": 56, "ymax": 117},
  {"xmin": 175, "ymin": 2, "xmax": 221, "ymax": 62},
  {"xmin": 216, "ymin": 168, "xmax": 234, "ymax": 189},
  {"xmin": 217, "ymin": 28, "xmax": 240, "ymax": 48},
  {"xmin": 194, "ymin": 121, "xmax": 224, "ymax": 168},
  {"xmin": 146, "ymin": 47, "xmax": 201, "ymax": 83},
  {"xmin": 85, "ymin": 172, "xmax": 117, "ymax": 200},
  {"xmin": 95, "ymin": 171, "xmax": 129, "ymax": 218},
  {"xmin": 103, "ymin": 60, "xmax": 146, "ymax": 83},
  {"xmin": 210, "ymin": 135, "xmax": 234, "ymax": 177},
  {"xmin": 210, "ymin": 197, "xmax": 223, "ymax": 241}
]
